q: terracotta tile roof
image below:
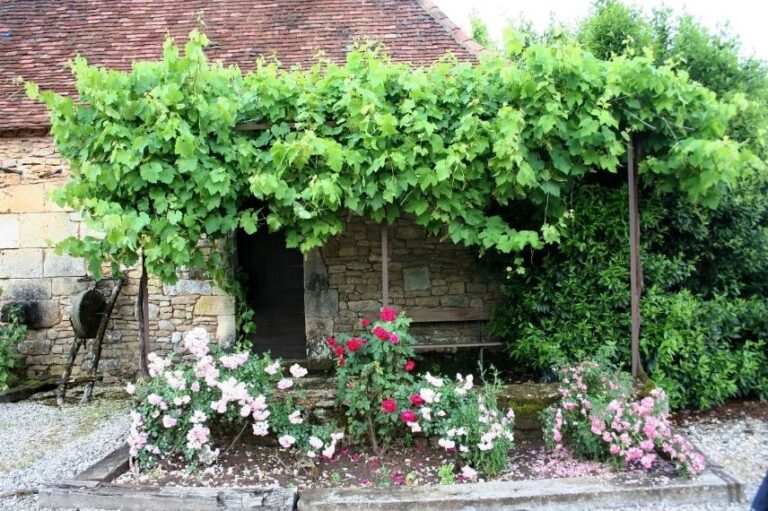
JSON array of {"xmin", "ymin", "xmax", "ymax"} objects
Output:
[{"xmin": 0, "ymin": 0, "xmax": 479, "ymax": 131}]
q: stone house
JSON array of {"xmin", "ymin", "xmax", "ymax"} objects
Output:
[{"xmin": 0, "ymin": 0, "xmax": 500, "ymax": 382}]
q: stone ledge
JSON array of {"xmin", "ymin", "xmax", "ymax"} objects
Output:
[{"xmin": 298, "ymin": 469, "xmax": 742, "ymax": 510}]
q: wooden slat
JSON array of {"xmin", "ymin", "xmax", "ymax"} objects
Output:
[
  {"xmin": 413, "ymin": 341, "xmax": 502, "ymax": 351},
  {"xmin": 407, "ymin": 307, "xmax": 489, "ymax": 323},
  {"xmin": 360, "ymin": 307, "xmax": 489, "ymax": 323}
]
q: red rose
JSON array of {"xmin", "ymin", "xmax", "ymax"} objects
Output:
[
  {"xmin": 372, "ymin": 326, "xmax": 390, "ymax": 340},
  {"xmin": 346, "ymin": 337, "xmax": 366, "ymax": 353},
  {"xmin": 399, "ymin": 409, "xmax": 418, "ymax": 423},
  {"xmin": 389, "ymin": 332, "xmax": 400, "ymax": 345},
  {"xmin": 333, "ymin": 345, "xmax": 344, "ymax": 357},
  {"xmin": 379, "ymin": 307, "xmax": 397, "ymax": 322},
  {"xmin": 409, "ymin": 393, "xmax": 425, "ymax": 407},
  {"xmin": 404, "ymin": 360, "xmax": 416, "ymax": 372},
  {"xmin": 326, "ymin": 337, "xmax": 337, "ymax": 347},
  {"xmin": 360, "ymin": 318, "xmax": 370, "ymax": 328},
  {"xmin": 338, "ymin": 356, "xmax": 346, "ymax": 367},
  {"xmin": 381, "ymin": 398, "xmax": 397, "ymax": 413}
]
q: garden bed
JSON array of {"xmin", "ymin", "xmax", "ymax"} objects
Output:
[
  {"xmin": 39, "ymin": 440, "xmax": 743, "ymax": 511},
  {"xmin": 114, "ymin": 436, "xmax": 683, "ymax": 490}
]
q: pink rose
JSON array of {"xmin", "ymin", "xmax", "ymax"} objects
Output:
[
  {"xmin": 379, "ymin": 307, "xmax": 397, "ymax": 322},
  {"xmin": 381, "ymin": 398, "xmax": 397, "ymax": 413}
]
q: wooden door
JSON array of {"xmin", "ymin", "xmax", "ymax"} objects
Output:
[{"xmin": 237, "ymin": 228, "xmax": 306, "ymax": 358}]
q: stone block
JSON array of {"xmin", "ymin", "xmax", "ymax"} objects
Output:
[
  {"xmin": 171, "ymin": 332, "xmax": 182, "ymax": 343},
  {"xmin": 396, "ymin": 225, "xmax": 424, "ymax": 239},
  {"xmin": 403, "ymin": 266, "xmax": 430, "ymax": 291},
  {"xmin": 158, "ymin": 320, "xmax": 176, "ymax": 332},
  {"xmin": 466, "ymin": 282, "xmax": 488, "ymax": 293},
  {"xmin": 1, "ymin": 299, "xmax": 60, "ymax": 329},
  {"xmin": 43, "ymin": 250, "xmax": 85, "ymax": 277},
  {"xmin": 193, "ymin": 295, "xmax": 235, "ymax": 316},
  {"xmin": 51, "ymin": 276, "xmax": 89, "ymax": 296},
  {"xmin": 216, "ymin": 314, "xmax": 236, "ymax": 349},
  {"xmin": 19, "ymin": 212, "xmax": 79, "ymax": 248},
  {"xmin": 0, "ymin": 184, "xmax": 45, "ymax": 213},
  {"xmin": 305, "ymin": 288, "xmax": 339, "ymax": 317},
  {"xmin": 440, "ymin": 295, "xmax": 469, "ymax": 307},
  {"xmin": 163, "ymin": 279, "xmax": 212, "ymax": 296},
  {"xmin": 0, "ymin": 214, "xmax": 20, "ymax": 248},
  {"xmin": 0, "ymin": 248, "xmax": 44, "ymax": 278},
  {"xmin": 17, "ymin": 340, "xmax": 51, "ymax": 356},
  {"xmin": 448, "ymin": 282, "xmax": 466, "ymax": 294},
  {"xmin": 0, "ymin": 278, "xmax": 51, "ymax": 300}
]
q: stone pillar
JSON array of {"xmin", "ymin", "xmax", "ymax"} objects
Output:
[{"xmin": 304, "ymin": 249, "xmax": 338, "ymax": 358}]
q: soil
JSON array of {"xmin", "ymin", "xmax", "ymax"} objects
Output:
[
  {"xmin": 116, "ymin": 435, "xmax": 678, "ymax": 490},
  {"xmin": 672, "ymin": 399, "xmax": 768, "ymax": 425}
]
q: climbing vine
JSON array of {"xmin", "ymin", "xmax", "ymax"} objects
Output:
[{"xmin": 26, "ymin": 30, "xmax": 755, "ymax": 287}]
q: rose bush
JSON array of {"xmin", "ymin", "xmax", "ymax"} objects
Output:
[
  {"xmin": 541, "ymin": 361, "xmax": 705, "ymax": 477},
  {"xmin": 127, "ymin": 327, "xmax": 342, "ymax": 468},
  {"xmin": 333, "ymin": 307, "xmax": 516, "ymax": 476}
]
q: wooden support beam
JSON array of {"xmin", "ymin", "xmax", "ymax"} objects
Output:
[
  {"xmin": 381, "ymin": 224, "xmax": 389, "ymax": 308},
  {"xmin": 628, "ymin": 135, "xmax": 643, "ymax": 380}
]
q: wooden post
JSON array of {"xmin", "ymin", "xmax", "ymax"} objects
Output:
[
  {"xmin": 137, "ymin": 255, "xmax": 150, "ymax": 377},
  {"xmin": 627, "ymin": 135, "xmax": 642, "ymax": 380},
  {"xmin": 381, "ymin": 224, "xmax": 389, "ymax": 308}
]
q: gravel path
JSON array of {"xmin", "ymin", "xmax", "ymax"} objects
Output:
[{"xmin": 0, "ymin": 398, "xmax": 130, "ymax": 511}]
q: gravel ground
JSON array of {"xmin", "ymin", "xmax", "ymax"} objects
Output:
[
  {"xmin": 0, "ymin": 396, "xmax": 764, "ymax": 510},
  {"xmin": 0, "ymin": 398, "xmax": 130, "ymax": 511}
]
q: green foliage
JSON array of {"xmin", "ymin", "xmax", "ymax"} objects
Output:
[
  {"xmin": 577, "ymin": 0, "xmax": 655, "ymax": 59},
  {"xmin": 486, "ymin": 2, "xmax": 768, "ymax": 411},
  {"xmin": 27, "ymin": 28, "xmax": 752, "ymax": 287},
  {"xmin": 470, "ymin": 13, "xmax": 493, "ymax": 48},
  {"xmin": 488, "ymin": 184, "xmax": 768, "ymax": 409},
  {"xmin": 437, "ymin": 464, "xmax": 456, "ymax": 485},
  {"xmin": 0, "ymin": 292, "xmax": 26, "ymax": 390},
  {"xmin": 27, "ymin": 31, "xmax": 250, "ymax": 284}
]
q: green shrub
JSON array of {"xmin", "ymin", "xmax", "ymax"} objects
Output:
[
  {"xmin": 488, "ymin": 184, "xmax": 768, "ymax": 410},
  {"xmin": 0, "ymin": 292, "xmax": 26, "ymax": 390}
]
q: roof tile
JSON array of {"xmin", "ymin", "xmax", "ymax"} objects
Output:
[{"xmin": 0, "ymin": 0, "xmax": 477, "ymax": 131}]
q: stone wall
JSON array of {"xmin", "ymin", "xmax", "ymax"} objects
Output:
[
  {"xmin": 305, "ymin": 216, "xmax": 502, "ymax": 356},
  {"xmin": 0, "ymin": 133, "xmax": 235, "ymax": 382}
]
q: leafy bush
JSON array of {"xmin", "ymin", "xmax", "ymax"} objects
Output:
[
  {"xmin": 488, "ymin": 184, "xmax": 768, "ymax": 409},
  {"xmin": 127, "ymin": 328, "xmax": 340, "ymax": 468},
  {"xmin": 333, "ymin": 308, "xmax": 515, "ymax": 476},
  {"xmin": 541, "ymin": 361, "xmax": 705, "ymax": 477},
  {"xmin": 0, "ymin": 293, "xmax": 26, "ymax": 390}
]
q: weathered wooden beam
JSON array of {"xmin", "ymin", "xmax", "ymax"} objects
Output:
[
  {"xmin": 75, "ymin": 444, "xmax": 129, "ymax": 484},
  {"xmin": 381, "ymin": 224, "xmax": 389, "ymax": 308},
  {"xmin": 627, "ymin": 135, "xmax": 643, "ymax": 380},
  {"xmin": 38, "ymin": 483, "xmax": 297, "ymax": 511}
]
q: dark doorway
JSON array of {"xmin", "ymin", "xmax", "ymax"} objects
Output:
[{"xmin": 237, "ymin": 227, "xmax": 306, "ymax": 359}]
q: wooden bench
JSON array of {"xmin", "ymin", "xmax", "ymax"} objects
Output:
[{"xmin": 365, "ymin": 307, "xmax": 502, "ymax": 365}]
